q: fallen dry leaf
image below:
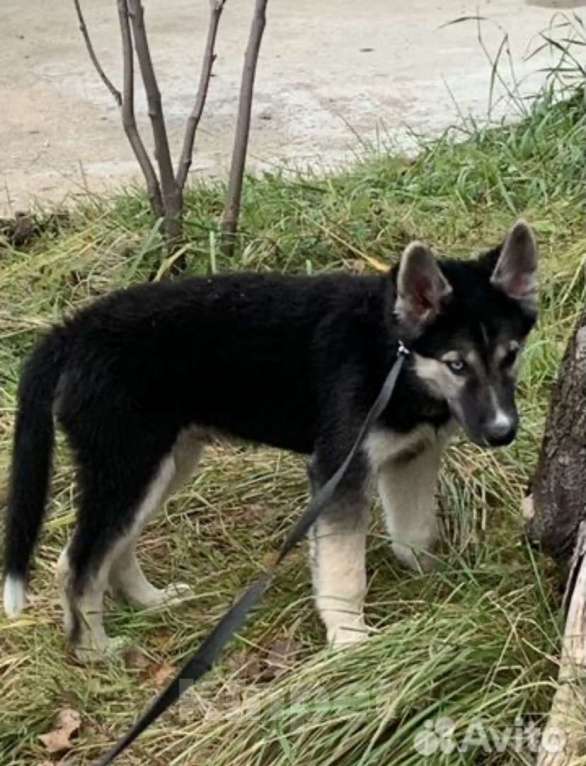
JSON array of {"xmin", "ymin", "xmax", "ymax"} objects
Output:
[
  {"xmin": 123, "ymin": 646, "xmax": 150, "ymax": 670},
  {"xmin": 226, "ymin": 649, "xmax": 264, "ymax": 683},
  {"xmin": 152, "ymin": 662, "xmax": 177, "ymax": 689},
  {"xmin": 39, "ymin": 708, "xmax": 81, "ymax": 754},
  {"xmin": 226, "ymin": 637, "xmax": 303, "ymax": 685},
  {"xmin": 261, "ymin": 637, "xmax": 302, "ymax": 681}
]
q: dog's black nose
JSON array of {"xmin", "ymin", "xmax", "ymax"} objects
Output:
[{"xmin": 484, "ymin": 418, "xmax": 517, "ymax": 447}]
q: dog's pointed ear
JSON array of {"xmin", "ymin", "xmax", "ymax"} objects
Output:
[
  {"xmin": 491, "ymin": 220, "xmax": 538, "ymax": 314},
  {"xmin": 394, "ymin": 241, "xmax": 452, "ymax": 333}
]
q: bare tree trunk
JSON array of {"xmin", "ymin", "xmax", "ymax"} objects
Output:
[
  {"xmin": 75, "ymin": 0, "xmax": 164, "ymax": 218},
  {"xmin": 222, "ymin": 0, "xmax": 268, "ymax": 257},
  {"xmin": 75, "ymin": 0, "xmax": 263, "ymax": 269},
  {"xmin": 523, "ymin": 305, "xmax": 586, "ymax": 763},
  {"xmin": 73, "ymin": 0, "xmax": 225, "ymax": 271},
  {"xmin": 176, "ymin": 0, "xmax": 226, "ymax": 190},
  {"xmin": 526, "ymin": 306, "xmax": 586, "ymax": 559},
  {"xmin": 126, "ymin": 0, "xmax": 182, "ymax": 253},
  {"xmin": 536, "ymin": 523, "xmax": 586, "ymax": 765},
  {"xmin": 116, "ymin": 0, "xmax": 164, "ymax": 219},
  {"xmin": 73, "ymin": 0, "xmax": 122, "ymax": 107}
]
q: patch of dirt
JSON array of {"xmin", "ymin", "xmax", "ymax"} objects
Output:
[
  {"xmin": 227, "ymin": 635, "xmax": 304, "ymax": 685},
  {"xmin": 0, "ymin": 210, "xmax": 70, "ymax": 249}
]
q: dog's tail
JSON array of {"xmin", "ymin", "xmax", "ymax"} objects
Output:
[{"xmin": 3, "ymin": 329, "xmax": 68, "ymax": 618}]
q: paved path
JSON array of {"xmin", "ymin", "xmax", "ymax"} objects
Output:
[{"xmin": 0, "ymin": 0, "xmax": 582, "ymax": 213}]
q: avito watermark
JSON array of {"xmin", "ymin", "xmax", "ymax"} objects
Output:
[{"xmin": 414, "ymin": 715, "xmax": 566, "ymax": 757}]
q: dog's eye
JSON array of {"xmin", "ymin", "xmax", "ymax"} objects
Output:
[
  {"xmin": 501, "ymin": 348, "xmax": 519, "ymax": 368},
  {"xmin": 446, "ymin": 359, "xmax": 466, "ymax": 374}
]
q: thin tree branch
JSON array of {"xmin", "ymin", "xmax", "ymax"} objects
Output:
[
  {"xmin": 117, "ymin": 0, "xmax": 163, "ymax": 218},
  {"xmin": 222, "ymin": 0, "xmax": 268, "ymax": 256},
  {"xmin": 73, "ymin": 0, "xmax": 122, "ymax": 107},
  {"xmin": 176, "ymin": 0, "xmax": 226, "ymax": 191},
  {"xmin": 126, "ymin": 0, "xmax": 181, "ymax": 238}
]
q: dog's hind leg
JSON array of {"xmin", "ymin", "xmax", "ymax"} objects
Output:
[
  {"xmin": 377, "ymin": 441, "xmax": 442, "ymax": 572},
  {"xmin": 61, "ymin": 454, "xmax": 177, "ymax": 663},
  {"xmin": 109, "ymin": 432, "xmax": 204, "ymax": 608}
]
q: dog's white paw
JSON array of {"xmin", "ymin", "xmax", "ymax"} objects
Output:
[
  {"xmin": 327, "ymin": 621, "xmax": 369, "ymax": 649},
  {"xmin": 3, "ymin": 575, "xmax": 26, "ymax": 619},
  {"xmin": 159, "ymin": 582, "xmax": 195, "ymax": 606},
  {"xmin": 74, "ymin": 635, "xmax": 130, "ymax": 665},
  {"xmin": 120, "ymin": 581, "xmax": 195, "ymax": 610}
]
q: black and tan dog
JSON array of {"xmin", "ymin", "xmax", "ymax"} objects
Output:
[{"xmin": 3, "ymin": 221, "xmax": 537, "ymax": 660}]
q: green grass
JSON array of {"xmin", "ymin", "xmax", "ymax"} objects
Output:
[{"xmin": 1, "ymin": 77, "xmax": 586, "ymax": 764}]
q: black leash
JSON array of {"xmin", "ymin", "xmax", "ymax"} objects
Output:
[{"xmin": 95, "ymin": 342, "xmax": 410, "ymax": 766}]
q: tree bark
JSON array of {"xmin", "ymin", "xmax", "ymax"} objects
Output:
[
  {"xmin": 74, "ymin": 0, "xmax": 266, "ymax": 270},
  {"xmin": 536, "ymin": 523, "xmax": 586, "ymax": 765},
  {"xmin": 117, "ymin": 0, "xmax": 164, "ymax": 219},
  {"xmin": 222, "ymin": 0, "xmax": 268, "ymax": 257},
  {"xmin": 523, "ymin": 305, "xmax": 586, "ymax": 764},
  {"xmin": 127, "ymin": 0, "xmax": 182, "ymax": 254},
  {"xmin": 526, "ymin": 306, "xmax": 586, "ymax": 560},
  {"xmin": 176, "ymin": 0, "xmax": 226, "ymax": 191}
]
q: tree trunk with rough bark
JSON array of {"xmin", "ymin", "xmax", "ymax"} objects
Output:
[
  {"xmin": 222, "ymin": 0, "xmax": 268, "ymax": 257},
  {"xmin": 74, "ymin": 0, "xmax": 228, "ymax": 273},
  {"xmin": 527, "ymin": 306, "xmax": 586, "ymax": 559},
  {"xmin": 523, "ymin": 305, "xmax": 586, "ymax": 764},
  {"xmin": 535, "ymin": 522, "xmax": 586, "ymax": 765}
]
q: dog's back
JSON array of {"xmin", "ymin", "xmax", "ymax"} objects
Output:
[{"xmin": 56, "ymin": 271, "xmax": 390, "ymax": 452}]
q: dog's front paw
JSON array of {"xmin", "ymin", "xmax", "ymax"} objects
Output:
[
  {"xmin": 133, "ymin": 582, "xmax": 195, "ymax": 610},
  {"xmin": 158, "ymin": 582, "xmax": 195, "ymax": 606},
  {"xmin": 74, "ymin": 635, "xmax": 130, "ymax": 665},
  {"xmin": 327, "ymin": 620, "xmax": 369, "ymax": 649}
]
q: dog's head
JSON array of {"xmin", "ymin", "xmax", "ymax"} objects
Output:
[{"xmin": 393, "ymin": 221, "xmax": 538, "ymax": 447}]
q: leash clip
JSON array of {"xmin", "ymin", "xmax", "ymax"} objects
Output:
[{"xmin": 397, "ymin": 339, "xmax": 411, "ymax": 357}]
